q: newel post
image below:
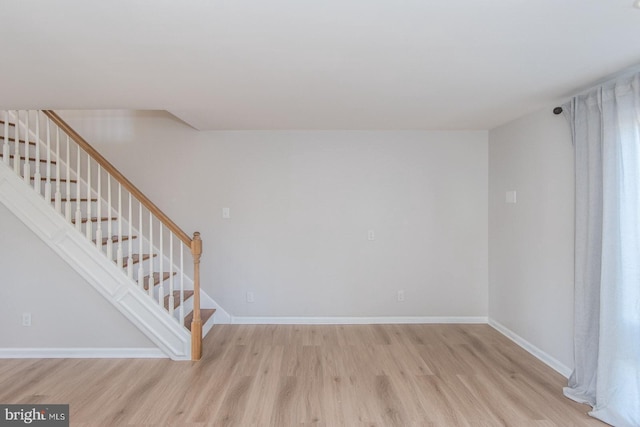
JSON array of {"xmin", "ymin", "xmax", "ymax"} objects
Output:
[{"xmin": 190, "ymin": 232, "xmax": 202, "ymax": 360}]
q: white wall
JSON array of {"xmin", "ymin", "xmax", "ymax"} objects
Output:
[
  {"xmin": 60, "ymin": 111, "xmax": 489, "ymax": 319},
  {"xmin": 0, "ymin": 203, "xmax": 154, "ymax": 348},
  {"xmin": 488, "ymin": 107, "xmax": 574, "ymax": 371}
]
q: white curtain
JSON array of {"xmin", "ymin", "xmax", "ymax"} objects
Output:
[{"xmin": 563, "ymin": 71, "xmax": 640, "ymax": 427}]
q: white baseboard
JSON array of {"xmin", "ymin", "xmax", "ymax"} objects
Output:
[
  {"xmin": 0, "ymin": 320, "xmax": 574, "ymax": 377},
  {"xmin": 230, "ymin": 316, "xmax": 488, "ymax": 325},
  {"xmin": 488, "ymin": 319, "xmax": 572, "ymax": 378},
  {"xmin": 0, "ymin": 348, "xmax": 167, "ymax": 359}
]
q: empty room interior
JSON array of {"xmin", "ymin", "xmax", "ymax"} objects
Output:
[{"xmin": 1, "ymin": 1, "xmax": 639, "ymax": 426}]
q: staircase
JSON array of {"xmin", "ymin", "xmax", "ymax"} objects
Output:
[{"xmin": 0, "ymin": 110, "xmax": 221, "ymax": 360}]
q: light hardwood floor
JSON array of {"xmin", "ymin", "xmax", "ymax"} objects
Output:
[{"xmin": 0, "ymin": 324, "xmax": 605, "ymax": 426}]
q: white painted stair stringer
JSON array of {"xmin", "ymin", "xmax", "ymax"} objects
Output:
[{"xmin": 0, "ymin": 160, "xmax": 192, "ymax": 360}]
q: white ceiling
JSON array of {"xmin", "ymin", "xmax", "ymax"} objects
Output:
[{"xmin": 1, "ymin": 1, "xmax": 639, "ymax": 130}]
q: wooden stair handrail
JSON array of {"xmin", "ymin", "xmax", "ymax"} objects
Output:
[{"xmin": 43, "ymin": 110, "xmax": 192, "ymax": 247}]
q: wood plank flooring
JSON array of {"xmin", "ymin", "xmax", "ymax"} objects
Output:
[{"xmin": 0, "ymin": 324, "xmax": 604, "ymax": 426}]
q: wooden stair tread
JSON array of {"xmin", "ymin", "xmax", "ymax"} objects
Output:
[
  {"xmin": 164, "ymin": 290, "xmax": 195, "ymax": 310},
  {"xmin": 2, "ymin": 137, "xmax": 37, "ymax": 145},
  {"xmin": 184, "ymin": 309, "xmax": 216, "ymax": 330},
  {"xmin": 31, "ymin": 177, "xmax": 78, "ymax": 183},
  {"xmin": 0, "ymin": 154, "xmax": 56, "ymax": 164},
  {"xmin": 93, "ymin": 235, "xmax": 137, "ymax": 245},
  {"xmin": 0, "ymin": 120, "xmax": 16, "ymax": 127},
  {"xmin": 71, "ymin": 216, "xmax": 117, "ymax": 224},
  {"xmin": 122, "ymin": 253, "xmax": 156, "ymax": 268},
  {"xmin": 53, "ymin": 197, "xmax": 98, "ymax": 202},
  {"xmin": 141, "ymin": 271, "xmax": 174, "ymax": 290}
]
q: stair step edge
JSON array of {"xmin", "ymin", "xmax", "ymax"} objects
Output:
[
  {"xmin": 93, "ymin": 235, "xmax": 137, "ymax": 245},
  {"xmin": 71, "ymin": 217, "xmax": 118, "ymax": 224},
  {"xmin": 184, "ymin": 308, "xmax": 216, "ymax": 330},
  {"xmin": 122, "ymin": 253, "xmax": 157, "ymax": 268},
  {"xmin": 0, "ymin": 154, "xmax": 56, "ymax": 163},
  {"xmin": 140, "ymin": 271, "xmax": 174, "ymax": 290},
  {"xmin": 2, "ymin": 137, "xmax": 37, "ymax": 145},
  {"xmin": 163, "ymin": 290, "xmax": 195, "ymax": 310}
]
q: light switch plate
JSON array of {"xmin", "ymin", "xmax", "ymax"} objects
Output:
[{"xmin": 22, "ymin": 312, "xmax": 31, "ymax": 327}]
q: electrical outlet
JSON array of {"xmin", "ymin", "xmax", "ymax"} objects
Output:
[
  {"xmin": 222, "ymin": 207, "xmax": 230, "ymax": 219},
  {"xmin": 367, "ymin": 230, "xmax": 375, "ymax": 241},
  {"xmin": 246, "ymin": 291, "xmax": 255, "ymax": 303},
  {"xmin": 397, "ymin": 290, "xmax": 405, "ymax": 302},
  {"xmin": 22, "ymin": 312, "xmax": 31, "ymax": 327}
]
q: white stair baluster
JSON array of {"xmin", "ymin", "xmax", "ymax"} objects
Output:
[
  {"xmin": 169, "ymin": 233, "xmax": 175, "ymax": 317},
  {"xmin": 44, "ymin": 117, "xmax": 51, "ymax": 201},
  {"xmin": 85, "ymin": 154, "xmax": 92, "ymax": 240},
  {"xmin": 54, "ymin": 126, "xmax": 62, "ymax": 213},
  {"xmin": 74, "ymin": 145, "xmax": 82, "ymax": 231},
  {"xmin": 137, "ymin": 203, "xmax": 143, "ymax": 288},
  {"xmin": 116, "ymin": 183, "xmax": 123, "ymax": 268},
  {"xmin": 2, "ymin": 112, "xmax": 9, "ymax": 165},
  {"xmin": 95, "ymin": 166, "xmax": 103, "ymax": 250},
  {"xmin": 33, "ymin": 112, "xmax": 41, "ymax": 194},
  {"xmin": 64, "ymin": 135, "xmax": 71, "ymax": 222},
  {"xmin": 13, "ymin": 111, "xmax": 20, "ymax": 174},
  {"xmin": 148, "ymin": 213, "xmax": 154, "ymax": 298},
  {"xmin": 106, "ymin": 176, "xmax": 113, "ymax": 259},
  {"xmin": 22, "ymin": 111, "xmax": 30, "ymax": 183},
  {"xmin": 180, "ymin": 244, "xmax": 185, "ymax": 326},
  {"xmin": 136, "ymin": 202, "xmax": 144, "ymax": 288},
  {"xmin": 128, "ymin": 193, "xmax": 133, "ymax": 279},
  {"xmin": 158, "ymin": 224, "xmax": 164, "ymax": 307}
]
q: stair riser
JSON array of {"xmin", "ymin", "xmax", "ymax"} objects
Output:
[
  {"xmin": 0, "ymin": 144, "xmax": 29, "ymax": 156},
  {"xmin": 31, "ymin": 179, "xmax": 77, "ymax": 190},
  {"xmin": 1, "ymin": 129, "xmax": 75, "ymax": 157},
  {"xmin": 173, "ymin": 296, "xmax": 195, "ymax": 323},
  {"xmin": 0, "ymin": 139, "xmax": 53, "ymax": 158},
  {"xmin": 133, "ymin": 283, "xmax": 196, "ymax": 328}
]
